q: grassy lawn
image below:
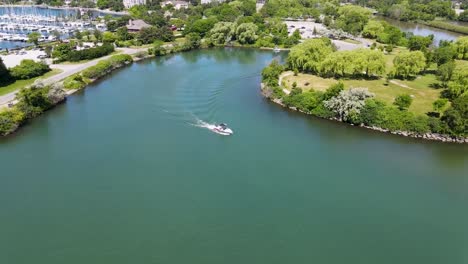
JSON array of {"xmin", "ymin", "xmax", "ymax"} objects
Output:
[
  {"xmin": 280, "ymin": 47, "xmax": 461, "ymax": 115},
  {"xmin": 0, "ymin": 69, "xmax": 62, "ymax": 96}
]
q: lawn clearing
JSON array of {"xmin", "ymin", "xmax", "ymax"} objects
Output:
[{"xmin": 0, "ymin": 69, "xmax": 62, "ymax": 96}]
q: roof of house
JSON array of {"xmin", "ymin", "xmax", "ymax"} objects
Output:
[{"xmin": 126, "ymin": 19, "xmax": 150, "ymax": 31}]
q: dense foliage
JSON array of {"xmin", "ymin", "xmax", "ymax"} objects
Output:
[
  {"xmin": 53, "ymin": 44, "xmax": 115, "ymax": 62},
  {"xmin": 9, "ymin": 60, "xmax": 51, "ymax": 80}
]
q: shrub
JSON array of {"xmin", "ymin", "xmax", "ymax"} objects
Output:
[
  {"xmin": 65, "ymin": 44, "xmax": 115, "ymax": 62},
  {"xmin": 9, "ymin": 60, "xmax": 50, "ymax": 80},
  {"xmin": 0, "ymin": 108, "xmax": 24, "ymax": 136},
  {"xmin": 393, "ymin": 94, "xmax": 413, "ymax": 110}
]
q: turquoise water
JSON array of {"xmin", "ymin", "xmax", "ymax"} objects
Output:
[{"xmin": 1, "ymin": 49, "xmax": 468, "ymax": 264}]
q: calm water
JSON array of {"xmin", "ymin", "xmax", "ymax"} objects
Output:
[
  {"xmin": 1, "ymin": 49, "xmax": 468, "ymax": 264},
  {"xmin": 377, "ymin": 16, "xmax": 464, "ymax": 45}
]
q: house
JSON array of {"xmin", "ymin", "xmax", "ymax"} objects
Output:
[
  {"xmin": 123, "ymin": 0, "xmax": 146, "ymax": 9},
  {"xmin": 160, "ymin": 0, "xmax": 189, "ymax": 10},
  {"xmin": 201, "ymin": 0, "xmax": 225, "ymax": 4},
  {"xmin": 126, "ymin": 19, "xmax": 151, "ymax": 32}
]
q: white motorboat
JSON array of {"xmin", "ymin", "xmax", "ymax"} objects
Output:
[
  {"xmin": 273, "ymin": 46, "xmax": 281, "ymax": 53},
  {"xmin": 210, "ymin": 123, "xmax": 233, "ymax": 136}
]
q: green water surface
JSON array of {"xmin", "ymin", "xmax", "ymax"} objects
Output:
[{"xmin": 1, "ymin": 49, "xmax": 468, "ymax": 264}]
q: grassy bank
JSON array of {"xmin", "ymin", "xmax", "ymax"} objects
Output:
[
  {"xmin": 0, "ymin": 69, "xmax": 62, "ymax": 96},
  {"xmin": 421, "ymin": 20, "xmax": 468, "ymax": 35}
]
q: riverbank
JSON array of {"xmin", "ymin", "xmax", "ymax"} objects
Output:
[
  {"xmin": 0, "ymin": 4, "xmax": 128, "ymax": 15},
  {"xmin": 261, "ymin": 83, "xmax": 468, "ymax": 144}
]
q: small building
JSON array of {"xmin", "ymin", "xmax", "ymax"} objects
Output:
[
  {"xmin": 201, "ymin": 0, "xmax": 225, "ymax": 4},
  {"xmin": 123, "ymin": 0, "xmax": 146, "ymax": 9},
  {"xmin": 160, "ymin": 0, "xmax": 189, "ymax": 10},
  {"xmin": 126, "ymin": 19, "xmax": 151, "ymax": 32}
]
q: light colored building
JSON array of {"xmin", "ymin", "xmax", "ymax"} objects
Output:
[
  {"xmin": 161, "ymin": 0, "xmax": 190, "ymax": 10},
  {"xmin": 201, "ymin": 0, "xmax": 225, "ymax": 4},
  {"xmin": 123, "ymin": 0, "xmax": 146, "ymax": 9}
]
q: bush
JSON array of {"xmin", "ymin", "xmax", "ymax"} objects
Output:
[
  {"xmin": 393, "ymin": 94, "xmax": 413, "ymax": 110},
  {"xmin": 82, "ymin": 54, "xmax": 132, "ymax": 79},
  {"xmin": 65, "ymin": 44, "xmax": 115, "ymax": 62},
  {"xmin": 9, "ymin": 60, "xmax": 50, "ymax": 80},
  {"xmin": 0, "ymin": 108, "xmax": 24, "ymax": 136}
]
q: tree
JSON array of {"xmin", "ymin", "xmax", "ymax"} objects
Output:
[
  {"xmin": 442, "ymin": 94, "xmax": 468, "ymax": 136},
  {"xmin": 336, "ymin": 5, "xmax": 371, "ymax": 35},
  {"xmin": 436, "ymin": 61, "xmax": 455, "ymax": 87},
  {"xmin": 102, "ymin": 31, "xmax": 116, "ymax": 43},
  {"xmin": 362, "ymin": 20, "xmax": 384, "ymax": 39},
  {"xmin": 116, "ymin": 26, "xmax": 132, "ymax": 41},
  {"xmin": 209, "ymin": 22, "xmax": 236, "ymax": 45},
  {"xmin": 184, "ymin": 33, "xmax": 201, "ymax": 49},
  {"xmin": 0, "ymin": 58, "xmax": 12, "ymax": 85},
  {"xmin": 446, "ymin": 64, "xmax": 468, "ymax": 99},
  {"xmin": 287, "ymin": 38, "xmax": 334, "ymax": 73},
  {"xmin": 10, "ymin": 60, "xmax": 50, "ymax": 80},
  {"xmin": 27, "ymin": 32, "xmax": 41, "ymax": 46},
  {"xmin": 408, "ymin": 35, "xmax": 433, "ymax": 51},
  {"xmin": 393, "ymin": 51, "xmax": 426, "ymax": 79},
  {"xmin": 93, "ymin": 29, "xmax": 103, "ymax": 42},
  {"xmin": 235, "ymin": 23, "xmax": 258, "ymax": 44},
  {"xmin": 433, "ymin": 98, "xmax": 448, "ymax": 113},
  {"xmin": 184, "ymin": 17, "xmax": 218, "ymax": 38},
  {"xmin": 454, "ymin": 36, "xmax": 468, "ymax": 60},
  {"xmin": 324, "ymin": 88, "xmax": 374, "ymax": 121},
  {"xmin": 432, "ymin": 44, "xmax": 457, "ymax": 66},
  {"xmin": 74, "ymin": 29, "xmax": 83, "ymax": 40},
  {"xmin": 393, "ymin": 94, "xmax": 413, "ymax": 110}
]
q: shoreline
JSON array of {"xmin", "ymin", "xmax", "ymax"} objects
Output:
[
  {"xmin": 0, "ymin": 4, "xmax": 128, "ymax": 15},
  {"xmin": 261, "ymin": 83, "xmax": 468, "ymax": 144}
]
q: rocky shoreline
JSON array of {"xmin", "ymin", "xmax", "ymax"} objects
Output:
[{"xmin": 261, "ymin": 83, "xmax": 468, "ymax": 144}]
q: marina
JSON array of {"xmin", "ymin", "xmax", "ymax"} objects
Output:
[{"xmin": 0, "ymin": 6, "xmax": 108, "ymax": 49}]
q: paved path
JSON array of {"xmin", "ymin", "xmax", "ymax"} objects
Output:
[{"xmin": 0, "ymin": 48, "xmax": 144, "ymax": 107}]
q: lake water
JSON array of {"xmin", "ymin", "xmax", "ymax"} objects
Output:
[
  {"xmin": 377, "ymin": 16, "xmax": 464, "ymax": 45},
  {"xmin": 1, "ymin": 49, "xmax": 468, "ymax": 264}
]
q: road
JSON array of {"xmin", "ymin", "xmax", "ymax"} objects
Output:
[{"xmin": 0, "ymin": 48, "xmax": 144, "ymax": 107}]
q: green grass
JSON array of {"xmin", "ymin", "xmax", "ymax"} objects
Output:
[
  {"xmin": 283, "ymin": 73, "xmax": 441, "ymax": 115},
  {"xmin": 58, "ymin": 50, "xmax": 122, "ymax": 65},
  {"xmin": 281, "ymin": 47, "xmax": 456, "ymax": 115},
  {"xmin": 342, "ymin": 39, "xmax": 361, "ymax": 44},
  {"xmin": 0, "ymin": 69, "xmax": 62, "ymax": 96}
]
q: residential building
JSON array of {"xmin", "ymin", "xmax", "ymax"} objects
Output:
[
  {"xmin": 160, "ymin": 0, "xmax": 190, "ymax": 10},
  {"xmin": 123, "ymin": 0, "xmax": 146, "ymax": 9},
  {"xmin": 126, "ymin": 19, "xmax": 151, "ymax": 32}
]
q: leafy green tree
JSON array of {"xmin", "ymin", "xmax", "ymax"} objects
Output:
[
  {"xmin": 393, "ymin": 51, "xmax": 426, "ymax": 79},
  {"xmin": 129, "ymin": 4, "xmax": 148, "ymax": 19},
  {"xmin": 93, "ymin": 29, "xmax": 103, "ymax": 42},
  {"xmin": 74, "ymin": 30, "xmax": 83, "ymax": 40},
  {"xmin": 235, "ymin": 23, "xmax": 258, "ymax": 44},
  {"xmin": 102, "ymin": 31, "xmax": 116, "ymax": 43},
  {"xmin": 184, "ymin": 33, "xmax": 201, "ymax": 49},
  {"xmin": 393, "ymin": 94, "xmax": 413, "ymax": 110},
  {"xmin": 454, "ymin": 36, "xmax": 468, "ymax": 60},
  {"xmin": 184, "ymin": 17, "xmax": 218, "ymax": 38},
  {"xmin": 27, "ymin": 32, "xmax": 41, "ymax": 46},
  {"xmin": 436, "ymin": 61, "xmax": 455, "ymax": 87},
  {"xmin": 323, "ymin": 82, "xmax": 344, "ymax": 101},
  {"xmin": 433, "ymin": 98, "xmax": 448, "ymax": 113},
  {"xmin": 116, "ymin": 27, "xmax": 132, "ymax": 41},
  {"xmin": 432, "ymin": 44, "xmax": 457, "ymax": 66},
  {"xmin": 0, "ymin": 58, "xmax": 12, "ymax": 85},
  {"xmin": 442, "ymin": 94, "xmax": 468, "ymax": 136},
  {"xmin": 209, "ymin": 22, "xmax": 236, "ymax": 45},
  {"xmin": 336, "ymin": 5, "xmax": 371, "ymax": 35},
  {"xmin": 362, "ymin": 20, "xmax": 384, "ymax": 39},
  {"xmin": 287, "ymin": 38, "xmax": 334, "ymax": 73},
  {"xmin": 9, "ymin": 60, "xmax": 50, "ymax": 80},
  {"xmin": 408, "ymin": 35, "xmax": 433, "ymax": 51},
  {"xmin": 446, "ymin": 64, "xmax": 468, "ymax": 99}
]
